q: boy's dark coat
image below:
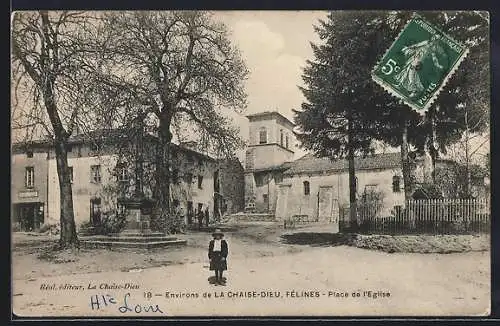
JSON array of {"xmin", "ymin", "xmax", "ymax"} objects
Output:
[{"xmin": 208, "ymin": 239, "xmax": 228, "ymax": 271}]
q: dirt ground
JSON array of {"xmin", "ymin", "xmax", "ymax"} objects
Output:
[
  {"xmin": 12, "ymin": 223, "xmax": 490, "ymax": 316},
  {"xmin": 12, "ymin": 222, "xmax": 306, "ymax": 280},
  {"xmin": 12, "ymin": 223, "xmax": 491, "ymax": 317},
  {"xmin": 12, "ymin": 222, "xmax": 490, "ymax": 280}
]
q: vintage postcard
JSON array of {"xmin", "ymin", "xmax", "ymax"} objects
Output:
[{"xmin": 11, "ymin": 10, "xmax": 490, "ymax": 318}]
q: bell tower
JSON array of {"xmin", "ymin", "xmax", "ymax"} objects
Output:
[{"xmin": 244, "ymin": 111, "xmax": 295, "ymax": 213}]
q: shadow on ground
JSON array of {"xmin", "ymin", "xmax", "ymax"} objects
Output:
[
  {"xmin": 280, "ymin": 232, "xmax": 354, "ymax": 247},
  {"xmin": 207, "ymin": 276, "xmax": 227, "ymax": 285}
]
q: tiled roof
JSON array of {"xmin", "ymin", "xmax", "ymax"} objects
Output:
[
  {"xmin": 245, "ymin": 111, "xmax": 295, "ymax": 126},
  {"xmin": 283, "ymin": 152, "xmax": 402, "ymax": 175},
  {"xmin": 246, "ymin": 161, "xmax": 293, "ymax": 173},
  {"xmin": 11, "ymin": 128, "xmax": 138, "ymax": 149},
  {"xmin": 11, "ymin": 129, "xmax": 216, "ymax": 161}
]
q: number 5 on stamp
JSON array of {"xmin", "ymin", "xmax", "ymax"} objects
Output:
[{"xmin": 372, "ymin": 13, "xmax": 469, "ymax": 112}]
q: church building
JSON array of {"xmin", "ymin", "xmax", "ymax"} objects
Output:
[{"xmin": 243, "ymin": 111, "xmax": 296, "ymax": 213}]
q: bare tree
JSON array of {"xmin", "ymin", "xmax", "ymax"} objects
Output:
[
  {"xmin": 11, "ymin": 11, "xmax": 106, "ymax": 247},
  {"xmin": 96, "ymin": 11, "xmax": 248, "ymax": 231}
]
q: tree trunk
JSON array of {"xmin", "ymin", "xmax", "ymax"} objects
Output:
[
  {"xmin": 401, "ymin": 120, "xmax": 415, "ymax": 229},
  {"xmin": 54, "ymin": 140, "xmax": 78, "ymax": 247},
  {"xmin": 155, "ymin": 112, "xmax": 173, "ymax": 232},
  {"xmin": 39, "ymin": 60, "xmax": 78, "ymax": 247},
  {"xmin": 429, "ymin": 107, "xmax": 438, "ymax": 182},
  {"xmin": 401, "ymin": 120, "xmax": 412, "ymax": 201},
  {"xmin": 464, "ymin": 109, "xmax": 471, "ymax": 197},
  {"xmin": 347, "ymin": 116, "xmax": 358, "ymax": 230}
]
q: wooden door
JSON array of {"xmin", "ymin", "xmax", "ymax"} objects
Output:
[{"xmin": 318, "ymin": 186, "xmax": 339, "ymax": 233}]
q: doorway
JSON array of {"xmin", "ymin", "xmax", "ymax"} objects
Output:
[
  {"xmin": 263, "ymin": 194, "xmax": 269, "ymax": 211},
  {"xmin": 318, "ymin": 186, "xmax": 339, "ymax": 233},
  {"xmin": 15, "ymin": 203, "xmax": 44, "ymax": 231},
  {"xmin": 90, "ymin": 198, "xmax": 102, "ymax": 226}
]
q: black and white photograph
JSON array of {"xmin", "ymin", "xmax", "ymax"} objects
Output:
[{"xmin": 10, "ymin": 10, "xmax": 491, "ymax": 317}]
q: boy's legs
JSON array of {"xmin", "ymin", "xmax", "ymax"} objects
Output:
[{"xmin": 214, "ymin": 269, "xmax": 219, "ymax": 281}]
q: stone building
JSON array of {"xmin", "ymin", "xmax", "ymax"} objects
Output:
[
  {"xmin": 11, "ymin": 141, "xmax": 51, "ymax": 231},
  {"xmin": 11, "ymin": 130, "xmax": 244, "ymax": 231},
  {"xmin": 275, "ymin": 152, "xmax": 405, "ymax": 223},
  {"xmin": 243, "ymin": 111, "xmax": 296, "ymax": 213},
  {"xmin": 217, "ymin": 158, "xmax": 245, "ymax": 216},
  {"xmin": 274, "ymin": 152, "xmax": 463, "ymax": 224}
]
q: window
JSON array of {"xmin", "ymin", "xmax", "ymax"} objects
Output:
[
  {"xmin": 186, "ymin": 153, "xmax": 194, "ymax": 164},
  {"xmin": 197, "ymin": 175, "xmax": 203, "ymax": 189},
  {"xmin": 275, "ymin": 173, "xmax": 283, "ymax": 184},
  {"xmin": 68, "ymin": 166, "xmax": 74, "ymax": 183},
  {"xmin": 392, "ymin": 176, "xmax": 401, "ymax": 193},
  {"xmin": 118, "ymin": 165, "xmax": 128, "ymax": 183},
  {"xmin": 259, "ymin": 127, "xmax": 267, "ymax": 144},
  {"xmin": 67, "ymin": 144, "xmax": 73, "ymax": 152},
  {"xmin": 263, "ymin": 194, "xmax": 268, "ymax": 203},
  {"xmin": 25, "ymin": 167, "xmax": 34, "ymax": 188},
  {"xmin": 303, "ymin": 181, "xmax": 310, "ymax": 195},
  {"xmin": 198, "ymin": 158, "xmax": 203, "ymax": 167},
  {"xmin": 255, "ymin": 174, "xmax": 265, "ymax": 187},
  {"xmin": 90, "ymin": 165, "xmax": 102, "ymax": 183},
  {"xmin": 185, "ymin": 172, "xmax": 193, "ymax": 185},
  {"xmin": 26, "ymin": 149, "xmax": 33, "ymax": 158},
  {"xmin": 285, "ymin": 135, "xmax": 289, "ymax": 149},
  {"xmin": 280, "ymin": 129, "xmax": 284, "ymax": 146}
]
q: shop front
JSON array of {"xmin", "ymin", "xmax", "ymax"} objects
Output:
[{"xmin": 13, "ymin": 202, "xmax": 45, "ymax": 231}]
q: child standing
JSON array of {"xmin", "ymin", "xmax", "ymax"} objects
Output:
[{"xmin": 208, "ymin": 229, "xmax": 228, "ymax": 285}]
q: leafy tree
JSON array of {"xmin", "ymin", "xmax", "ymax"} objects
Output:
[
  {"xmin": 412, "ymin": 183, "xmax": 444, "ymax": 200},
  {"xmin": 434, "ymin": 161, "xmax": 488, "ymax": 199},
  {"xmin": 296, "ymin": 10, "xmax": 489, "ymax": 215},
  {"xmin": 95, "ymin": 12, "xmax": 248, "ymax": 231},
  {"xmin": 11, "ymin": 11, "xmax": 104, "ymax": 247},
  {"xmin": 377, "ymin": 11, "xmax": 489, "ymax": 188},
  {"xmin": 294, "ymin": 11, "xmax": 419, "ymax": 227}
]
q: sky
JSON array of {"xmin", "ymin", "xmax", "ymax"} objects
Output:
[
  {"xmin": 212, "ymin": 11, "xmax": 489, "ymax": 163},
  {"xmin": 212, "ymin": 11, "xmax": 328, "ymax": 161},
  {"xmin": 216, "ymin": 11, "xmax": 327, "ymax": 122},
  {"xmin": 11, "ymin": 11, "xmax": 328, "ymax": 162},
  {"xmin": 11, "ymin": 10, "xmax": 490, "ymax": 164}
]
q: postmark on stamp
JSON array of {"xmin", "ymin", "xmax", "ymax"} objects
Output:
[{"xmin": 372, "ymin": 14, "xmax": 469, "ymax": 112}]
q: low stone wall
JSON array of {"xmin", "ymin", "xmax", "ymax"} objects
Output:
[{"xmin": 226, "ymin": 213, "xmax": 276, "ymax": 223}]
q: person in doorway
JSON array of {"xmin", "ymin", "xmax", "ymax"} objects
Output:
[
  {"xmin": 208, "ymin": 229, "xmax": 228, "ymax": 285},
  {"xmin": 197, "ymin": 208, "xmax": 204, "ymax": 230},
  {"xmin": 204, "ymin": 205, "xmax": 209, "ymax": 227}
]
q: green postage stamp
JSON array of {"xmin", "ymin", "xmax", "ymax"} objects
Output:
[{"xmin": 372, "ymin": 14, "xmax": 469, "ymax": 112}]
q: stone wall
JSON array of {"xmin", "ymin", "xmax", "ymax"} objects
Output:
[
  {"xmin": 219, "ymin": 159, "xmax": 245, "ymax": 214},
  {"xmin": 278, "ymin": 167, "xmax": 406, "ymax": 220}
]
